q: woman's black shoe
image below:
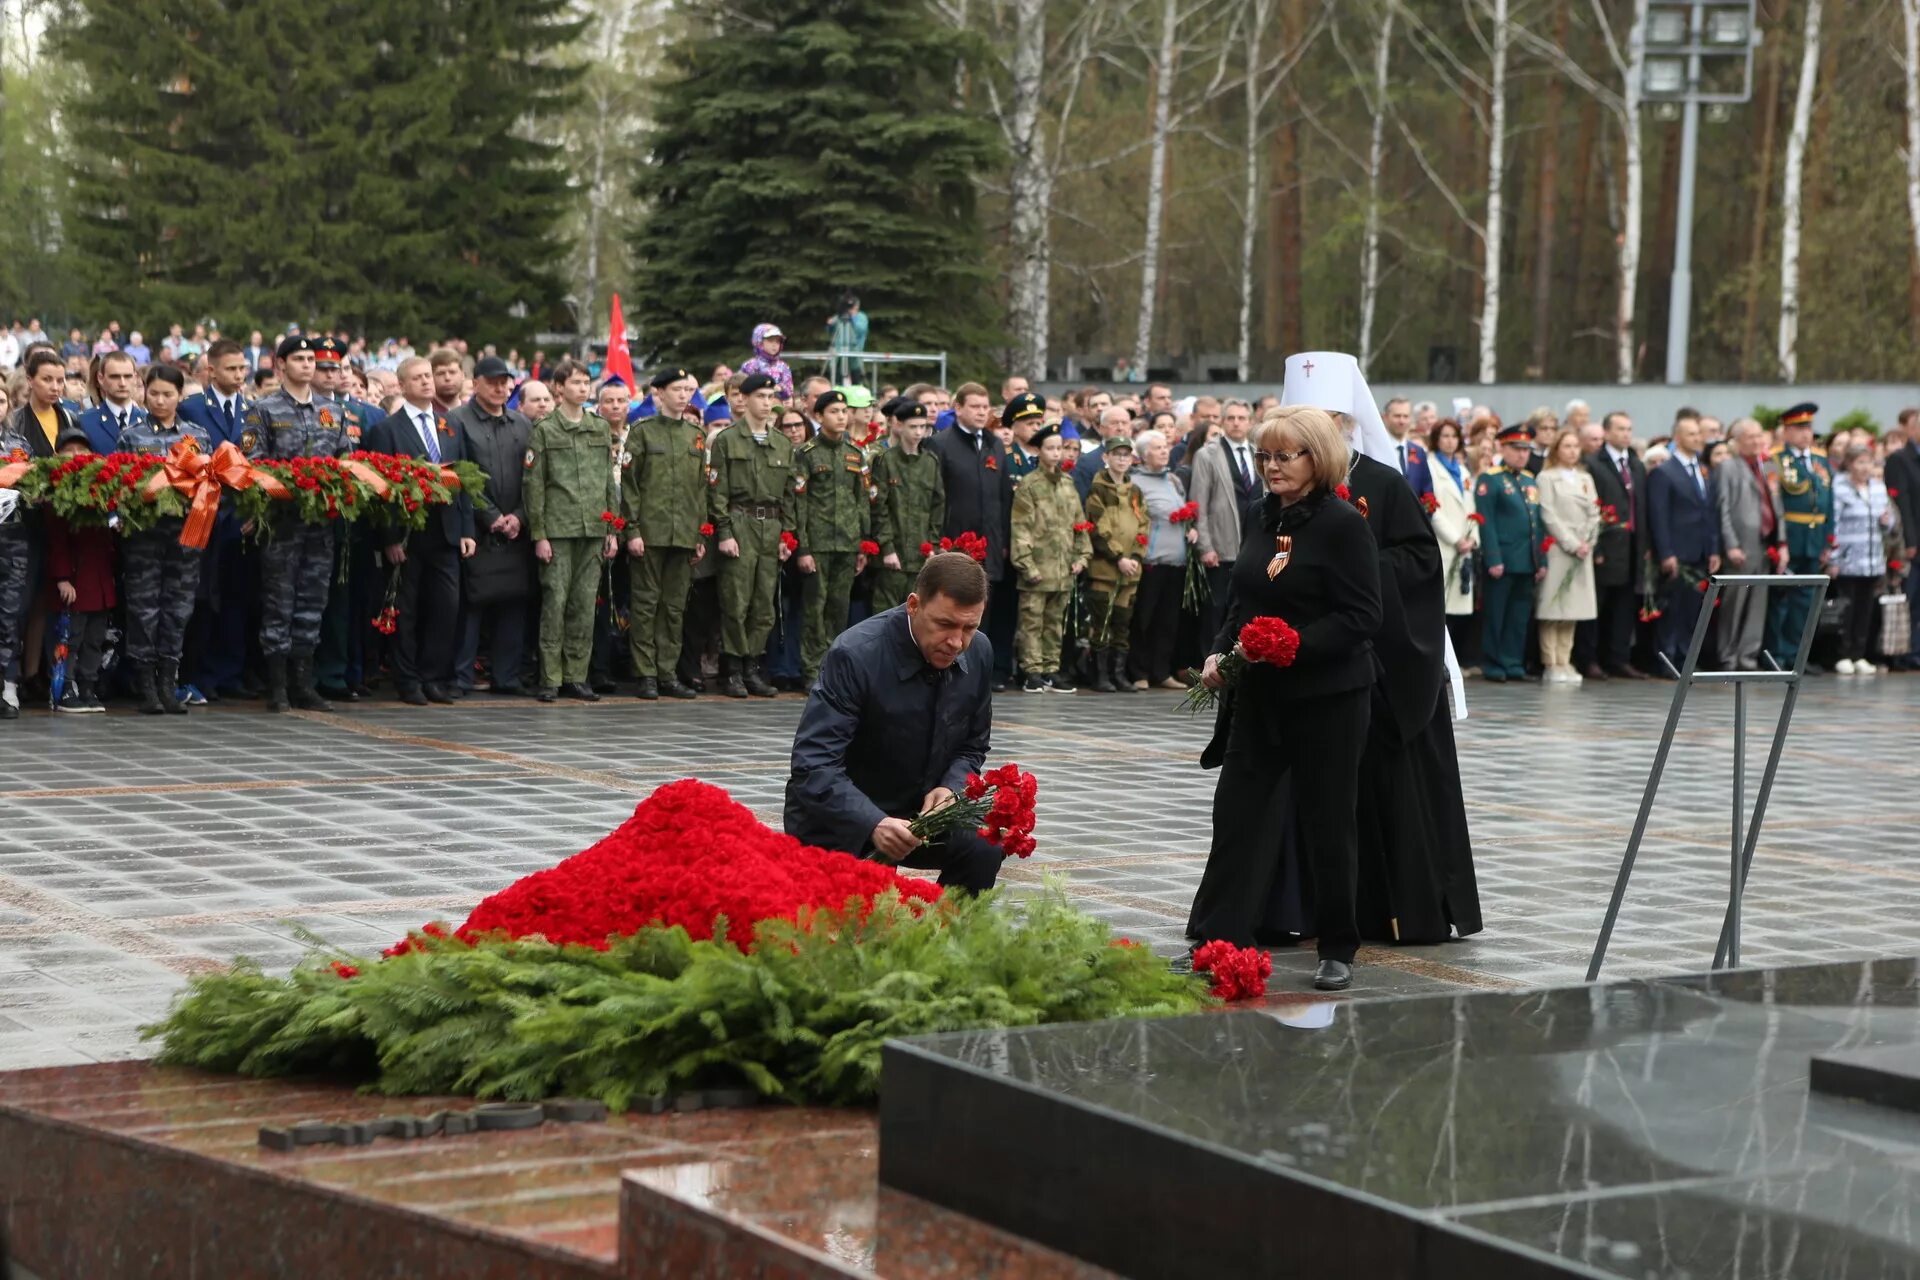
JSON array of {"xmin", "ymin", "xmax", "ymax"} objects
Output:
[{"xmin": 1312, "ymin": 960, "xmax": 1352, "ymax": 991}]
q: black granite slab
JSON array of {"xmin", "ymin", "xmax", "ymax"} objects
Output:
[{"xmin": 882, "ymin": 959, "xmax": 1920, "ymax": 1279}]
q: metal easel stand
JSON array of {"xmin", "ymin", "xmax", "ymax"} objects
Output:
[{"xmin": 1585, "ymin": 573, "xmax": 1831, "ymax": 981}]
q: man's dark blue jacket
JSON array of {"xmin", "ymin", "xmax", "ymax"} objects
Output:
[{"xmin": 784, "ymin": 605, "xmax": 993, "ymax": 856}]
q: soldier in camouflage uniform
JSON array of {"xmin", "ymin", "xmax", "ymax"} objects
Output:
[
  {"xmin": 709, "ymin": 373, "xmax": 797, "ymax": 698},
  {"xmin": 793, "ymin": 389, "xmax": 872, "ymax": 683},
  {"xmin": 241, "ymin": 333, "xmax": 351, "ymax": 713},
  {"xmin": 1082, "ymin": 435, "xmax": 1147, "ymax": 693},
  {"xmin": 527, "ymin": 359, "xmax": 619, "ymax": 702},
  {"xmin": 622, "ymin": 367, "xmax": 708, "ymax": 701},
  {"xmin": 869, "ymin": 399, "xmax": 944, "ymax": 614},
  {"xmin": 312, "ymin": 336, "xmax": 386, "ymax": 701},
  {"xmin": 1008, "ymin": 424, "xmax": 1091, "ymax": 693},
  {"xmin": 119, "ymin": 365, "xmax": 215, "ymax": 715}
]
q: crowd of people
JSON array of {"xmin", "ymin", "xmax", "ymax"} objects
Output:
[{"xmin": 0, "ymin": 312, "xmax": 1911, "ymax": 722}]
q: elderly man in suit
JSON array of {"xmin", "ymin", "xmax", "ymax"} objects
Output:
[
  {"xmin": 1645, "ymin": 414, "xmax": 1722, "ymax": 674},
  {"xmin": 365, "ymin": 356, "xmax": 476, "ymax": 705},
  {"xmin": 1714, "ymin": 418, "xmax": 1780, "ymax": 671},
  {"xmin": 1581, "ymin": 411, "xmax": 1650, "ymax": 679},
  {"xmin": 1187, "ymin": 397, "xmax": 1260, "ymax": 643}
]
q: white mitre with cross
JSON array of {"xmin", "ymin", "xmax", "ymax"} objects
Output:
[{"xmin": 1280, "ymin": 351, "xmax": 1398, "ymax": 470}]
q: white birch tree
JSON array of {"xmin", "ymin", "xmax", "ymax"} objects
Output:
[
  {"xmin": 1903, "ymin": 0, "xmax": 1920, "ymax": 326},
  {"xmin": 1478, "ymin": 0, "xmax": 1510, "ymax": 384},
  {"xmin": 1510, "ymin": 0, "xmax": 1648, "ymax": 384},
  {"xmin": 1357, "ymin": 1, "xmax": 1397, "ymax": 373},
  {"xmin": 1777, "ymin": 0, "xmax": 1824, "ymax": 382}
]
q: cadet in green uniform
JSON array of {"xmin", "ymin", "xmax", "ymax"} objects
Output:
[
  {"xmin": 868, "ymin": 399, "xmax": 945, "ymax": 614},
  {"xmin": 1475, "ymin": 424, "xmax": 1547, "ymax": 682},
  {"xmin": 1008, "ymin": 424, "xmax": 1091, "ymax": 693},
  {"xmin": 623, "ymin": 367, "xmax": 707, "ymax": 701},
  {"xmin": 1082, "ymin": 435, "xmax": 1147, "ymax": 693},
  {"xmin": 710, "ymin": 372, "xmax": 797, "ymax": 698},
  {"xmin": 793, "ymin": 389, "xmax": 872, "ymax": 682},
  {"xmin": 1766, "ymin": 402, "xmax": 1834, "ymax": 670},
  {"xmin": 527, "ymin": 358, "xmax": 618, "ymax": 702}
]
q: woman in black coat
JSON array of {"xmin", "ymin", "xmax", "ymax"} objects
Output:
[{"xmin": 1185, "ymin": 406, "xmax": 1382, "ymax": 991}]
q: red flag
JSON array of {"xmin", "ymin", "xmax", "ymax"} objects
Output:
[{"xmin": 604, "ymin": 293, "xmax": 635, "ymax": 389}]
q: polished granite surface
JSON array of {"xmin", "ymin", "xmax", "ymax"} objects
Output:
[{"xmin": 885, "ymin": 957, "xmax": 1920, "ymax": 1278}]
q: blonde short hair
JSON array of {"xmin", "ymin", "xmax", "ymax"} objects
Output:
[{"xmin": 1253, "ymin": 406, "xmax": 1350, "ymax": 492}]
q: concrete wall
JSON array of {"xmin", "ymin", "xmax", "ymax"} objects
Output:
[{"xmin": 1035, "ymin": 381, "xmax": 1920, "ymax": 432}]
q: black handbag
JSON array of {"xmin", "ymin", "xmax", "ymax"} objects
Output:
[
  {"xmin": 1816, "ymin": 593, "xmax": 1850, "ymax": 638},
  {"xmin": 464, "ymin": 534, "xmax": 534, "ymax": 606}
]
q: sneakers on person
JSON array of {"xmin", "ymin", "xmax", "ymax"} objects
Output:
[
  {"xmin": 0, "ymin": 680, "xmax": 16, "ymax": 711},
  {"xmin": 54, "ymin": 683, "xmax": 86, "ymax": 714},
  {"xmin": 1835, "ymin": 658, "xmax": 1858, "ymax": 674},
  {"xmin": 180, "ymin": 683, "xmax": 208, "ymax": 707},
  {"xmin": 1022, "ymin": 673, "xmax": 1047, "ymax": 693}
]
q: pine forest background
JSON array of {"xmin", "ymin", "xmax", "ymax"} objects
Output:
[{"xmin": 2, "ymin": 0, "xmax": 1917, "ymax": 385}]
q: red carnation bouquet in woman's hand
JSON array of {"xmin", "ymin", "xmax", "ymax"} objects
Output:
[
  {"xmin": 908, "ymin": 763, "xmax": 1039, "ymax": 859},
  {"xmin": 1167, "ymin": 501, "xmax": 1210, "ymax": 614},
  {"xmin": 1181, "ymin": 614, "xmax": 1301, "ymax": 714}
]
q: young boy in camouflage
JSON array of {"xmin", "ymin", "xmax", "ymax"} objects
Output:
[
  {"xmin": 1081, "ymin": 436, "xmax": 1147, "ymax": 693},
  {"xmin": 1008, "ymin": 424, "xmax": 1090, "ymax": 693},
  {"xmin": 868, "ymin": 399, "xmax": 944, "ymax": 614},
  {"xmin": 527, "ymin": 358, "xmax": 618, "ymax": 702}
]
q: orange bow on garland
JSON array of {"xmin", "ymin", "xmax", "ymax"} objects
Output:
[
  {"xmin": 0, "ymin": 448, "xmax": 31, "ymax": 490},
  {"xmin": 140, "ymin": 440, "xmax": 292, "ymax": 549}
]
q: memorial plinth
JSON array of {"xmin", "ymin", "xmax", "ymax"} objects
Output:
[{"xmin": 880, "ymin": 958, "xmax": 1920, "ymax": 1279}]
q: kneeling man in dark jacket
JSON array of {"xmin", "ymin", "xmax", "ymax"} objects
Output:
[{"xmin": 784, "ymin": 553, "xmax": 1003, "ymax": 891}]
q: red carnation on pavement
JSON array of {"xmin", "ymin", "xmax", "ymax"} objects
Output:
[{"xmin": 1191, "ymin": 941, "xmax": 1271, "ymax": 1001}]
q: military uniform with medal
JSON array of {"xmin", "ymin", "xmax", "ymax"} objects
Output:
[{"xmin": 1765, "ymin": 401, "xmax": 1833, "ymax": 667}]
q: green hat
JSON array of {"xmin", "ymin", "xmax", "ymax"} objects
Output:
[
  {"xmin": 1103, "ymin": 435, "xmax": 1135, "ymax": 454},
  {"xmin": 836, "ymin": 384, "xmax": 873, "ymax": 410}
]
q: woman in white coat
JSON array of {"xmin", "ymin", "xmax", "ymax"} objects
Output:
[
  {"xmin": 1534, "ymin": 426, "xmax": 1601, "ymax": 683},
  {"xmin": 1425, "ymin": 419, "xmax": 1481, "ymax": 670}
]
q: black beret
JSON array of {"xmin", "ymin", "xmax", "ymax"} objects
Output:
[
  {"xmin": 813, "ymin": 389, "xmax": 848, "ymax": 416},
  {"xmin": 649, "ymin": 367, "xmax": 693, "ymax": 389},
  {"xmin": 276, "ymin": 333, "xmax": 315, "ymax": 360},
  {"xmin": 893, "ymin": 400, "xmax": 929, "ymax": 423},
  {"xmin": 1028, "ymin": 424, "xmax": 1059, "ymax": 450},
  {"xmin": 739, "ymin": 373, "xmax": 776, "ymax": 395}
]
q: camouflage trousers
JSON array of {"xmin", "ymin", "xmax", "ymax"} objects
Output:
[
  {"xmin": 800, "ymin": 550, "xmax": 857, "ymax": 679},
  {"xmin": 1016, "ymin": 587, "xmax": 1069, "ymax": 674},
  {"xmin": 123, "ymin": 525, "xmax": 203, "ymax": 665},
  {"xmin": 0, "ymin": 529, "xmax": 26, "ymax": 680},
  {"xmin": 260, "ymin": 517, "xmax": 337, "ymax": 659},
  {"xmin": 869, "ymin": 565, "xmax": 917, "ymax": 614},
  {"xmin": 628, "ymin": 546, "xmax": 694, "ymax": 678},
  {"xmin": 1086, "ymin": 578, "xmax": 1139, "ymax": 651},
  {"xmin": 717, "ymin": 514, "xmax": 780, "ymax": 659}
]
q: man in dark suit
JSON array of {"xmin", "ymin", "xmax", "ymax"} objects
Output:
[
  {"xmin": 1382, "ymin": 398, "xmax": 1433, "ymax": 501},
  {"xmin": 365, "ymin": 356, "xmax": 475, "ymax": 704},
  {"xmin": 1645, "ymin": 414, "xmax": 1721, "ymax": 673},
  {"xmin": 1580, "ymin": 411, "xmax": 1650, "ymax": 678},
  {"xmin": 449, "ymin": 355, "xmax": 534, "ymax": 694},
  {"xmin": 1886, "ymin": 408, "xmax": 1920, "ymax": 668},
  {"xmin": 925, "ymin": 381, "xmax": 1016, "ymax": 687}
]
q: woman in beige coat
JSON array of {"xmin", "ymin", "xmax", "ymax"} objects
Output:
[
  {"xmin": 1535, "ymin": 427, "xmax": 1601, "ymax": 684},
  {"xmin": 1424, "ymin": 419, "xmax": 1481, "ymax": 669}
]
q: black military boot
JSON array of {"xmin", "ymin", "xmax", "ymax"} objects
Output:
[
  {"xmin": 718, "ymin": 655, "xmax": 749, "ymax": 699},
  {"xmin": 1110, "ymin": 650, "xmax": 1139, "ymax": 693},
  {"xmin": 265, "ymin": 658, "xmax": 291, "ymax": 713},
  {"xmin": 743, "ymin": 659, "xmax": 779, "ymax": 698},
  {"xmin": 156, "ymin": 659, "xmax": 189, "ymax": 714},
  {"xmin": 1088, "ymin": 650, "xmax": 1116, "ymax": 693},
  {"xmin": 289, "ymin": 656, "xmax": 333, "ymax": 711},
  {"xmin": 635, "ymin": 676, "xmax": 660, "ymax": 701},
  {"xmin": 134, "ymin": 664, "xmax": 166, "ymax": 715}
]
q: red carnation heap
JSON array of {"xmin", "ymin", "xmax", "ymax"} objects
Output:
[
  {"xmin": 397, "ymin": 780, "xmax": 941, "ymax": 953},
  {"xmin": 1192, "ymin": 941, "xmax": 1271, "ymax": 1001}
]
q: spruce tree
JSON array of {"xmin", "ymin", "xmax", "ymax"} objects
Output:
[
  {"xmin": 49, "ymin": 0, "xmax": 580, "ymax": 346},
  {"xmin": 630, "ymin": 0, "xmax": 1001, "ymax": 377}
]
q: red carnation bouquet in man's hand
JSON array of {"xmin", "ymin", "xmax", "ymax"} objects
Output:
[
  {"xmin": 1181, "ymin": 615, "xmax": 1301, "ymax": 714},
  {"xmin": 906, "ymin": 763, "xmax": 1039, "ymax": 859}
]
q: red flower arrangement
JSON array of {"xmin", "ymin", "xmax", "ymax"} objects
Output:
[
  {"xmin": 1182, "ymin": 615, "xmax": 1301, "ymax": 713},
  {"xmin": 1466, "ymin": 512, "xmax": 1486, "ymax": 526},
  {"xmin": 699, "ymin": 522, "xmax": 715, "ymax": 537},
  {"xmin": 1191, "ymin": 940, "xmax": 1271, "ymax": 1001},
  {"xmin": 859, "ymin": 539, "xmax": 881, "ymax": 556},
  {"xmin": 937, "ymin": 531, "xmax": 989, "ymax": 562},
  {"xmin": 1420, "ymin": 492, "xmax": 1440, "ymax": 515},
  {"xmin": 1638, "ymin": 604, "xmax": 1665, "ymax": 623},
  {"xmin": 371, "ymin": 562, "xmax": 402, "ymax": 635},
  {"xmin": 392, "ymin": 781, "xmax": 942, "ymax": 955},
  {"xmin": 1169, "ymin": 501, "xmax": 1199, "ymax": 524},
  {"xmin": 910, "ymin": 764, "xmax": 1039, "ymax": 859},
  {"xmin": 601, "ymin": 510, "xmax": 626, "ymax": 532},
  {"xmin": 781, "ymin": 530, "xmax": 800, "ymax": 553}
]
